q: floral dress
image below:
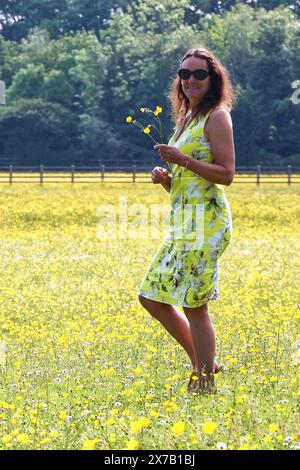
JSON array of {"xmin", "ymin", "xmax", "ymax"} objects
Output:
[{"xmin": 138, "ymin": 107, "xmax": 232, "ymax": 307}]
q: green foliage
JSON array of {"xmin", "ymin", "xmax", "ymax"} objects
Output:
[
  {"xmin": 0, "ymin": 1, "xmax": 300, "ymax": 166},
  {"xmin": 0, "ymin": 99, "xmax": 79, "ymax": 165},
  {"xmin": 7, "ymin": 64, "xmax": 46, "ymax": 101},
  {"xmin": 203, "ymin": 3, "xmax": 300, "ymax": 164},
  {"xmin": 0, "ymin": 182, "xmax": 299, "ymax": 449},
  {"xmin": 1, "ymin": 1, "xmax": 298, "ymax": 42},
  {"xmin": 0, "ymin": 0, "xmax": 133, "ymax": 41},
  {"xmin": 100, "ymin": 1, "xmax": 196, "ymax": 153},
  {"xmin": 185, "ymin": 1, "xmax": 300, "ymax": 17}
]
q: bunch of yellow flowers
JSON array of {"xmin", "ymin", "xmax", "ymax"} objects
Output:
[{"xmin": 126, "ymin": 105, "xmax": 163, "ymax": 144}]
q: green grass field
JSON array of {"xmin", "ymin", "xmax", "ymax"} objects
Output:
[{"xmin": 0, "ymin": 182, "xmax": 299, "ymax": 450}]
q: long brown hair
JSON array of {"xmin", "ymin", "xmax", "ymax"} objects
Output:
[{"xmin": 169, "ymin": 45, "xmax": 235, "ymax": 137}]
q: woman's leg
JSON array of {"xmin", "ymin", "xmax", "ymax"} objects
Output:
[
  {"xmin": 138, "ymin": 295, "xmax": 196, "ymax": 368},
  {"xmin": 183, "ymin": 303, "xmax": 216, "ymax": 393}
]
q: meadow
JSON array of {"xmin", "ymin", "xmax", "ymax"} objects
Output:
[{"xmin": 0, "ymin": 181, "xmax": 299, "ymax": 450}]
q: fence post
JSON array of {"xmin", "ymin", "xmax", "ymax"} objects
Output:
[
  {"xmin": 71, "ymin": 164, "xmax": 75, "ymax": 184},
  {"xmin": 133, "ymin": 164, "xmax": 136, "ymax": 182},
  {"xmin": 9, "ymin": 164, "xmax": 13, "ymax": 185},
  {"xmin": 40, "ymin": 164, "xmax": 44, "ymax": 186},
  {"xmin": 287, "ymin": 165, "xmax": 292, "ymax": 185},
  {"xmin": 256, "ymin": 165, "xmax": 261, "ymax": 185},
  {"xmin": 101, "ymin": 164, "xmax": 105, "ymax": 181}
]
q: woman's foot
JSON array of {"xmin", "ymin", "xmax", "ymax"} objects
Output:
[
  {"xmin": 187, "ymin": 371, "xmax": 199, "ymax": 393},
  {"xmin": 198, "ymin": 381, "xmax": 217, "ymax": 396},
  {"xmin": 214, "ymin": 362, "xmax": 225, "ymax": 374},
  {"xmin": 187, "ymin": 362, "xmax": 224, "ymax": 394}
]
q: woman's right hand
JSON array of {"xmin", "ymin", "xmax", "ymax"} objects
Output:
[{"xmin": 151, "ymin": 166, "xmax": 169, "ymax": 184}]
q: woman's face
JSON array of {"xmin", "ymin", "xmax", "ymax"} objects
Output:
[{"xmin": 180, "ymin": 56, "xmax": 211, "ymax": 107}]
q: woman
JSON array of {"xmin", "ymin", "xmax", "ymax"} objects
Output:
[{"xmin": 138, "ymin": 45, "xmax": 235, "ymax": 395}]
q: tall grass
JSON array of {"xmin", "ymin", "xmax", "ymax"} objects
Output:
[{"xmin": 0, "ymin": 183, "xmax": 299, "ymax": 450}]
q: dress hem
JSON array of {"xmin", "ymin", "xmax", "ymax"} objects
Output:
[{"xmin": 137, "ymin": 290, "xmax": 219, "ymax": 308}]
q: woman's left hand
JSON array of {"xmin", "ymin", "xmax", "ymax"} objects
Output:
[{"xmin": 154, "ymin": 144, "xmax": 186, "ymax": 166}]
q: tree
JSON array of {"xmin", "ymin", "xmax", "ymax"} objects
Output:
[
  {"xmin": 0, "ymin": 99, "xmax": 79, "ymax": 165},
  {"xmin": 202, "ymin": 4, "xmax": 300, "ymax": 164},
  {"xmin": 99, "ymin": 0, "xmax": 197, "ymax": 161},
  {"xmin": 0, "ymin": 0, "xmax": 129, "ymax": 40},
  {"xmin": 185, "ymin": 1, "xmax": 300, "ymax": 20},
  {"xmin": 1, "ymin": 1, "xmax": 300, "ymax": 166},
  {"xmin": 3, "ymin": 28, "xmax": 113, "ymax": 164}
]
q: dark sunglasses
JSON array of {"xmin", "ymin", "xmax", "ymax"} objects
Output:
[{"xmin": 178, "ymin": 68, "xmax": 210, "ymax": 81}]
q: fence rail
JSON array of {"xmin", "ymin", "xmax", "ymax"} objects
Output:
[{"xmin": 0, "ymin": 164, "xmax": 299, "ymax": 185}]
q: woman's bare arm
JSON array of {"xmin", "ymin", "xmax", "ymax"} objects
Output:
[{"xmin": 184, "ymin": 108, "xmax": 235, "ymax": 186}]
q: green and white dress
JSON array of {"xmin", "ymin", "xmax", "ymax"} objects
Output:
[{"xmin": 138, "ymin": 108, "xmax": 232, "ymax": 308}]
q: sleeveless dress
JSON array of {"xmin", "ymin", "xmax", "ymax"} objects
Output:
[{"xmin": 138, "ymin": 107, "xmax": 232, "ymax": 308}]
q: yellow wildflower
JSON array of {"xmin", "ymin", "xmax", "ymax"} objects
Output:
[
  {"xmin": 202, "ymin": 421, "xmax": 218, "ymax": 435},
  {"xmin": 143, "ymin": 126, "xmax": 151, "ymax": 134},
  {"xmin": 126, "ymin": 116, "xmax": 133, "ymax": 123},
  {"xmin": 269, "ymin": 423, "xmax": 279, "ymax": 432},
  {"xmin": 130, "ymin": 417, "xmax": 150, "ymax": 433},
  {"xmin": 108, "ymin": 433, "xmax": 116, "ymax": 443},
  {"xmin": 16, "ymin": 433, "xmax": 30, "ymax": 444},
  {"xmin": 40, "ymin": 437, "xmax": 51, "ymax": 445},
  {"xmin": 126, "ymin": 439, "xmax": 139, "ymax": 450},
  {"xmin": 238, "ymin": 443, "xmax": 250, "ymax": 450},
  {"xmin": 275, "ymin": 404, "xmax": 284, "ymax": 412},
  {"xmin": 106, "ymin": 418, "xmax": 116, "ymax": 425},
  {"xmin": 82, "ymin": 438, "xmax": 99, "ymax": 450},
  {"xmin": 189, "ymin": 432, "xmax": 198, "ymax": 444},
  {"xmin": 2, "ymin": 434, "xmax": 13, "ymax": 444},
  {"xmin": 171, "ymin": 421, "xmax": 185, "ymax": 435}
]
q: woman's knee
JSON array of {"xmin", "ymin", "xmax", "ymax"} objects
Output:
[
  {"xmin": 183, "ymin": 303, "xmax": 208, "ymax": 319},
  {"xmin": 138, "ymin": 295, "xmax": 165, "ymax": 319},
  {"xmin": 138, "ymin": 294, "xmax": 156, "ymax": 312},
  {"xmin": 138, "ymin": 294, "xmax": 147, "ymax": 307}
]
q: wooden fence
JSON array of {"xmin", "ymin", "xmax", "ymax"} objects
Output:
[{"xmin": 0, "ymin": 164, "xmax": 299, "ymax": 184}]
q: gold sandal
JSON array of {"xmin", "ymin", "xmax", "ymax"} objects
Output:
[
  {"xmin": 187, "ymin": 364, "xmax": 225, "ymax": 394},
  {"xmin": 187, "ymin": 371, "xmax": 199, "ymax": 393},
  {"xmin": 214, "ymin": 363, "xmax": 225, "ymax": 374}
]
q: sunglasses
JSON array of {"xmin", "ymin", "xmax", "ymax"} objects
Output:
[{"xmin": 178, "ymin": 68, "xmax": 210, "ymax": 81}]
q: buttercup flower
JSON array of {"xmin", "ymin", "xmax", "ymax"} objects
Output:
[
  {"xmin": 82, "ymin": 438, "xmax": 100, "ymax": 450},
  {"xmin": 269, "ymin": 423, "xmax": 279, "ymax": 433},
  {"xmin": 130, "ymin": 417, "xmax": 150, "ymax": 433},
  {"xmin": 171, "ymin": 421, "xmax": 186, "ymax": 435},
  {"xmin": 125, "ymin": 439, "xmax": 140, "ymax": 450},
  {"xmin": 125, "ymin": 105, "xmax": 164, "ymax": 144},
  {"xmin": 202, "ymin": 421, "xmax": 218, "ymax": 435},
  {"xmin": 16, "ymin": 433, "xmax": 30, "ymax": 444},
  {"xmin": 154, "ymin": 106, "xmax": 163, "ymax": 116}
]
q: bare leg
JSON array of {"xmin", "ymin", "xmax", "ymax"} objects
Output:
[
  {"xmin": 138, "ymin": 295, "xmax": 196, "ymax": 368},
  {"xmin": 183, "ymin": 303, "xmax": 216, "ymax": 394}
]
